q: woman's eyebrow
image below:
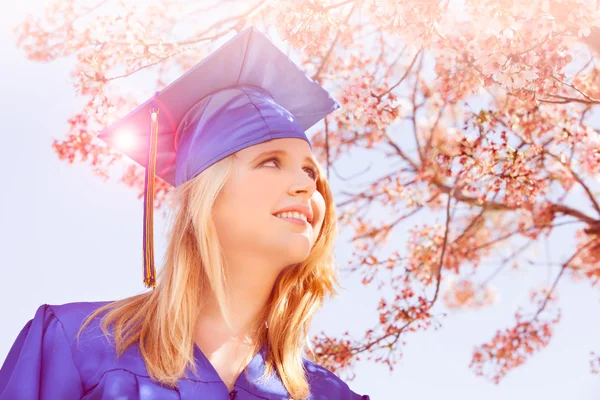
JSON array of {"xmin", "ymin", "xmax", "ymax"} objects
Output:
[{"xmin": 252, "ymin": 149, "xmax": 319, "ymax": 170}]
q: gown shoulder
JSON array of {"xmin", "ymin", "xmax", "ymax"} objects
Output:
[
  {"xmin": 0, "ymin": 300, "xmax": 154, "ymax": 400},
  {"xmin": 303, "ymin": 358, "xmax": 370, "ymax": 399},
  {"xmin": 0, "ymin": 301, "xmax": 112, "ymax": 399}
]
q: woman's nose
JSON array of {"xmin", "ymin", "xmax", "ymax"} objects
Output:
[{"xmin": 289, "ymin": 170, "xmax": 316, "ymax": 196}]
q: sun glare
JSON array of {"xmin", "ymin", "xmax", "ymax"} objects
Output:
[{"xmin": 114, "ymin": 130, "xmax": 138, "ymax": 152}]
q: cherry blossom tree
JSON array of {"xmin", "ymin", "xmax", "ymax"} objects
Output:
[{"xmin": 13, "ymin": 0, "xmax": 600, "ymax": 384}]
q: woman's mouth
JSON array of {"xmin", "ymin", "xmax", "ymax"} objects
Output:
[{"xmin": 273, "ymin": 212, "xmax": 310, "ymax": 226}]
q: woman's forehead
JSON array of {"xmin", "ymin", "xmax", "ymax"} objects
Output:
[{"xmin": 238, "ymin": 138, "xmax": 314, "ymax": 159}]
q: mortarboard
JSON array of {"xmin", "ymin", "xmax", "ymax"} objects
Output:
[{"xmin": 97, "ymin": 27, "xmax": 340, "ymax": 288}]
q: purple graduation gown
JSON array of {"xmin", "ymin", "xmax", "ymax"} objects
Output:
[{"xmin": 0, "ymin": 302, "xmax": 370, "ymax": 399}]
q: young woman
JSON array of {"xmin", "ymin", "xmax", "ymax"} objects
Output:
[{"xmin": 0, "ymin": 27, "xmax": 370, "ymax": 400}]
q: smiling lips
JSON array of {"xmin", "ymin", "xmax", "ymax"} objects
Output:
[
  {"xmin": 274, "ymin": 211, "xmax": 310, "ymax": 225},
  {"xmin": 272, "ymin": 205, "xmax": 313, "ymax": 225}
]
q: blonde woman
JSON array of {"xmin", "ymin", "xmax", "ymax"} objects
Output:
[{"xmin": 0, "ymin": 27, "xmax": 370, "ymax": 400}]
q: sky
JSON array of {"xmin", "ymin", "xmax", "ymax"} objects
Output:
[{"xmin": 1, "ymin": 2, "xmax": 599, "ymax": 399}]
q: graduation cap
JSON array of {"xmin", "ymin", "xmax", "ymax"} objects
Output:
[{"xmin": 97, "ymin": 27, "xmax": 340, "ymax": 288}]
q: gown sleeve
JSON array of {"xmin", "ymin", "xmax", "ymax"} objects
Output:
[{"xmin": 0, "ymin": 304, "xmax": 84, "ymax": 399}]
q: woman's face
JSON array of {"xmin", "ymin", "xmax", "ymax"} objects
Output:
[{"xmin": 212, "ymin": 138, "xmax": 326, "ymax": 269}]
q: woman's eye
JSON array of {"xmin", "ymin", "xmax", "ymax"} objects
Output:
[
  {"xmin": 262, "ymin": 158, "xmax": 279, "ymax": 168},
  {"xmin": 304, "ymin": 167, "xmax": 318, "ymax": 180},
  {"xmin": 261, "ymin": 157, "xmax": 318, "ymax": 180}
]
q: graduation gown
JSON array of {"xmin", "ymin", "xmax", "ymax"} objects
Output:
[{"xmin": 0, "ymin": 302, "xmax": 370, "ymax": 399}]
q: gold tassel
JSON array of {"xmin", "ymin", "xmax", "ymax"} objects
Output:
[{"xmin": 143, "ymin": 107, "xmax": 159, "ymax": 288}]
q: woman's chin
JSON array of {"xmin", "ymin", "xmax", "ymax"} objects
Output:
[{"xmin": 274, "ymin": 238, "xmax": 312, "ymax": 263}]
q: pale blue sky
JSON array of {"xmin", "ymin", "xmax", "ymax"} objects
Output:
[{"xmin": 1, "ymin": 2, "xmax": 599, "ymax": 399}]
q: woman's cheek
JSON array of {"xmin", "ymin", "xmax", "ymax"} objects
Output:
[{"xmin": 311, "ymin": 194, "xmax": 326, "ymax": 233}]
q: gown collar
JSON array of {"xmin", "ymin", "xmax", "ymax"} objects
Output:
[{"xmin": 191, "ymin": 342, "xmax": 290, "ymax": 398}]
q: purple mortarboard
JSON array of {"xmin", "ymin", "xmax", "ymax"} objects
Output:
[{"xmin": 97, "ymin": 27, "xmax": 340, "ymax": 288}]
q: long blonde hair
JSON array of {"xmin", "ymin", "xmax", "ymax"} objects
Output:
[{"xmin": 77, "ymin": 152, "xmax": 340, "ymax": 399}]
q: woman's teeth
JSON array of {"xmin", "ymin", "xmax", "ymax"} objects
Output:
[{"xmin": 274, "ymin": 211, "xmax": 308, "ymax": 222}]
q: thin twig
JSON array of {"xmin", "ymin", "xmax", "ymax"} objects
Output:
[
  {"xmin": 533, "ymin": 237, "xmax": 599, "ymax": 319},
  {"xmin": 375, "ymin": 47, "xmax": 423, "ymax": 100},
  {"xmin": 429, "ymin": 184, "xmax": 455, "ymax": 306},
  {"xmin": 312, "ymin": 2, "xmax": 358, "ymax": 81}
]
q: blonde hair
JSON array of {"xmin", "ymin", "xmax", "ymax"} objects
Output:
[{"xmin": 77, "ymin": 153, "xmax": 340, "ymax": 399}]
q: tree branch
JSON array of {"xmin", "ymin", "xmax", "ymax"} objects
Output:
[
  {"xmin": 429, "ymin": 184, "xmax": 455, "ymax": 306},
  {"xmin": 312, "ymin": 2, "xmax": 358, "ymax": 81},
  {"xmin": 534, "ymin": 236, "xmax": 599, "ymax": 319},
  {"xmin": 374, "ymin": 47, "xmax": 422, "ymax": 100}
]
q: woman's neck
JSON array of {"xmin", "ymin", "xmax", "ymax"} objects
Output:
[{"xmin": 194, "ymin": 252, "xmax": 281, "ymax": 351}]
